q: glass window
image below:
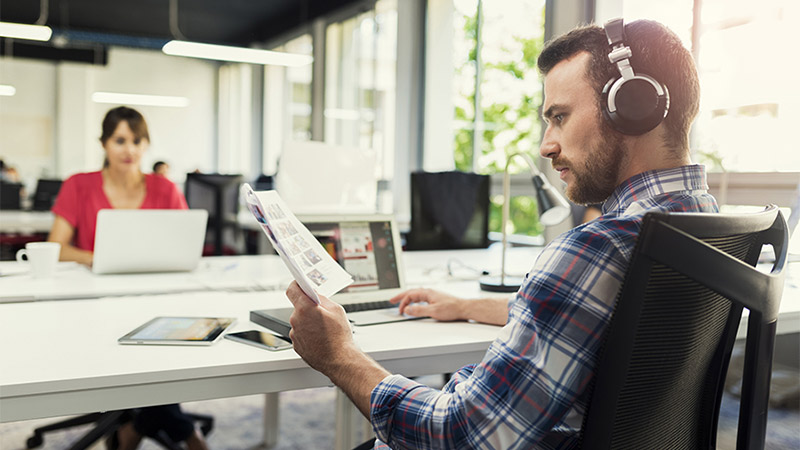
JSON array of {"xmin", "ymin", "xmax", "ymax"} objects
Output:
[
  {"xmin": 619, "ymin": 0, "xmax": 800, "ymax": 172},
  {"xmin": 263, "ymin": 34, "xmax": 313, "ymax": 175},
  {"xmin": 452, "ymin": 0, "xmax": 547, "ymax": 236},
  {"xmin": 324, "ymin": 0, "xmax": 398, "ymax": 180}
]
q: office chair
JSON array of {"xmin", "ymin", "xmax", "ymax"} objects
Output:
[
  {"xmin": 26, "ymin": 408, "xmax": 213, "ymax": 450},
  {"xmin": 184, "ymin": 172, "xmax": 244, "ymax": 256},
  {"xmin": 579, "ymin": 205, "xmax": 788, "ymax": 450},
  {"xmin": 31, "ymin": 178, "xmax": 62, "ymax": 211},
  {"xmin": 0, "ymin": 180, "xmax": 23, "ymax": 210},
  {"xmin": 406, "ymin": 171, "xmax": 490, "ymax": 250}
]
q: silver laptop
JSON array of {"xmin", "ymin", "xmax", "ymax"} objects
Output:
[
  {"xmin": 92, "ymin": 209, "xmax": 208, "ymax": 275},
  {"xmin": 250, "ymin": 214, "xmax": 418, "ymax": 335}
]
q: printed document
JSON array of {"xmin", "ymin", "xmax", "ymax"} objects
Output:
[{"xmin": 241, "ymin": 184, "xmax": 353, "ymax": 303}]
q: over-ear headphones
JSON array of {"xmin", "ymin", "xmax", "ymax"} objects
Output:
[{"xmin": 601, "ymin": 18, "xmax": 669, "ymax": 135}]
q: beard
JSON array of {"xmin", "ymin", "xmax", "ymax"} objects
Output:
[{"xmin": 554, "ymin": 120, "xmax": 626, "ymax": 205}]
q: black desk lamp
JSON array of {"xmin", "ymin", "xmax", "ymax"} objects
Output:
[{"xmin": 479, "ymin": 152, "xmax": 570, "ymax": 292}]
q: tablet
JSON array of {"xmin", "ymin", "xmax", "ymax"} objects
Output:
[{"xmin": 118, "ymin": 317, "xmax": 236, "ymax": 346}]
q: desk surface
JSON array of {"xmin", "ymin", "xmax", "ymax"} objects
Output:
[
  {"xmin": 0, "ymin": 247, "xmax": 535, "ymax": 303},
  {"xmin": 0, "ymin": 289, "xmax": 501, "ymax": 423},
  {"xmin": 1, "ymin": 247, "xmax": 797, "ymax": 424},
  {"xmin": 0, "ymin": 255, "xmax": 292, "ymax": 302},
  {"xmin": 0, "ymin": 210, "xmax": 54, "ymax": 234}
]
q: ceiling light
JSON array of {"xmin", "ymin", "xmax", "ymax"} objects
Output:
[
  {"xmin": 0, "ymin": 22, "xmax": 52, "ymax": 42},
  {"xmin": 162, "ymin": 40, "xmax": 313, "ymax": 66},
  {"xmin": 0, "ymin": 85, "xmax": 17, "ymax": 96},
  {"xmin": 92, "ymin": 92, "xmax": 190, "ymax": 108}
]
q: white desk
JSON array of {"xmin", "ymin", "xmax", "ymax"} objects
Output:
[
  {"xmin": 0, "ymin": 290, "xmax": 500, "ymax": 423},
  {"xmin": 0, "ymin": 247, "xmax": 797, "ymax": 449},
  {"xmin": 0, "ymin": 255, "xmax": 292, "ymax": 302},
  {"xmin": 0, "ymin": 210, "xmax": 54, "ymax": 234}
]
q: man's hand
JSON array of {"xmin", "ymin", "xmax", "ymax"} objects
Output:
[
  {"xmin": 285, "ymin": 282, "xmax": 357, "ymax": 373},
  {"xmin": 285, "ymin": 281, "xmax": 391, "ymax": 419},
  {"xmin": 390, "ymin": 288, "xmax": 466, "ymax": 321},
  {"xmin": 391, "ymin": 288, "xmax": 511, "ymax": 326}
]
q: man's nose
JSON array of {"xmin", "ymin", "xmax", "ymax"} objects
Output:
[{"xmin": 540, "ymin": 128, "xmax": 559, "ymax": 160}]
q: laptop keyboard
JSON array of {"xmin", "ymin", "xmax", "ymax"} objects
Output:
[{"xmin": 342, "ymin": 300, "xmax": 394, "ymax": 313}]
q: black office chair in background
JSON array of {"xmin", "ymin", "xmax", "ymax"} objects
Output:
[
  {"xmin": 31, "ymin": 178, "xmax": 62, "ymax": 211},
  {"xmin": 579, "ymin": 206, "xmax": 788, "ymax": 450},
  {"xmin": 406, "ymin": 171, "xmax": 490, "ymax": 250},
  {"xmin": 0, "ymin": 180, "xmax": 23, "ymax": 210},
  {"xmin": 184, "ymin": 172, "xmax": 244, "ymax": 256},
  {"xmin": 26, "ymin": 408, "xmax": 213, "ymax": 450}
]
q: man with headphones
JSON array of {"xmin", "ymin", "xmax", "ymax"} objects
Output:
[{"xmin": 285, "ymin": 19, "xmax": 718, "ymax": 449}]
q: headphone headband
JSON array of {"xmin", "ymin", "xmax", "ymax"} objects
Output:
[
  {"xmin": 600, "ymin": 18, "xmax": 669, "ymax": 135},
  {"xmin": 604, "ymin": 19, "xmax": 635, "ymax": 81}
]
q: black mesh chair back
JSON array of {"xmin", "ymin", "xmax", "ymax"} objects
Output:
[
  {"xmin": 0, "ymin": 180, "xmax": 23, "ymax": 210},
  {"xmin": 31, "ymin": 178, "xmax": 62, "ymax": 211},
  {"xmin": 406, "ymin": 171, "xmax": 490, "ymax": 250},
  {"xmin": 184, "ymin": 173, "xmax": 243, "ymax": 256},
  {"xmin": 580, "ymin": 205, "xmax": 788, "ymax": 450}
]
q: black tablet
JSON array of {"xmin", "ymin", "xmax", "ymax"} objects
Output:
[{"xmin": 118, "ymin": 316, "xmax": 236, "ymax": 346}]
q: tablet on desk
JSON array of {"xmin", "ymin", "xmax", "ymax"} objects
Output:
[{"xmin": 118, "ymin": 317, "xmax": 236, "ymax": 346}]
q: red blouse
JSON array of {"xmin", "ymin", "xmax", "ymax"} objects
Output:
[{"xmin": 51, "ymin": 171, "xmax": 188, "ymax": 251}]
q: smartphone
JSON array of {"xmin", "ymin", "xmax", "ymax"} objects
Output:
[{"xmin": 224, "ymin": 330, "xmax": 293, "ymax": 351}]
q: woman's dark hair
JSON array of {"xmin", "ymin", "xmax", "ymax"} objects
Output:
[
  {"xmin": 537, "ymin": 20, "xmax": 700, "ymax": 151},
  {"xmin": 99, "ymin": 106, "xmax": 150, "ymax": 145}
]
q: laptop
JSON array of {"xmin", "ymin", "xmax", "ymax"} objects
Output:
[
  {"xmin": 92, "ymin": 209, "xmax": 208, "ymax": 275},
  {"xmin": 250, "ymin": 214, "xmax": 421, "ymax": 337}
]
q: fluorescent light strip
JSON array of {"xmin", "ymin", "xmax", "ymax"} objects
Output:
[
  {"xmin": 92, "ymin": 92, "xmax": 190, "ymax": 108},
  {"xmin": 0, "ymin": 85, "xmax": 16, "ymax": 96},
  {"xmin": 163, "ymin": 40, "xmax": 313, "ymax": 67},
  {"xmin": 0, "ymin": 22, "xmax": 52, "ymax": 41}
]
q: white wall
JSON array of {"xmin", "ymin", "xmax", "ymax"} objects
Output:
[
  {"xmin": 0, "ymin": 47, "xmax": 218, "ymax": 192},
  {"xmin": 0, "ymin": 58, "xmax": 58, "ymax": 187}
]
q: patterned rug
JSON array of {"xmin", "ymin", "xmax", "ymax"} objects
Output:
[{"xmin": 1, "ymin": 376, "xmax": 797, "ymax": 449}]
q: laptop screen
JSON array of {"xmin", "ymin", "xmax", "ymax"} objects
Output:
[{"xmin": 303, "ymin": 217, "xmax": 403, "ymax": 295}]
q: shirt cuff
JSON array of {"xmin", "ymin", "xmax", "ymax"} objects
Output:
[{"xmin": 369, "ymin": 374, "xmax": 423, "ymax": 444}]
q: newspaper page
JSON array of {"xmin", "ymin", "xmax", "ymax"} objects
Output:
[{"xmin": 241, "ymin": 184, "xmax": 353, "ymax": 303}]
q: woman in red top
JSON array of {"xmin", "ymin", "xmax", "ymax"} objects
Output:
[
  {"xmin": 48, "ymin": 106, "xmax": 187, "ymax": 266},
  {"xmin": 47, "ymin": 107, "xmax": 208, "ymax": 450}
]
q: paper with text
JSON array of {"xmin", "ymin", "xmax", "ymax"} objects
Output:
[{"xmin": 241, "ymin": 184, "xmax": 353, "ymax": 303}]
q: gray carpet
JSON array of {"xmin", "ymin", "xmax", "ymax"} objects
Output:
[{"xmin": 1, "ymin": 375, "xmax": 797, "ymax": 449}]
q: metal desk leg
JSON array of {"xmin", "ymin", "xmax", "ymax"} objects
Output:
[
  {"xmin": 261, "ymin": 392, "xmax": 280, "ymax": 448},
  {"xmin": 334, "ymin": 389, "xmax": 373, "ymax": 450}
]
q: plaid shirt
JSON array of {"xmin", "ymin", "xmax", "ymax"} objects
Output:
[{"xmin": 370, "ymin": 165, "xmax": 718, "ymax": 449}]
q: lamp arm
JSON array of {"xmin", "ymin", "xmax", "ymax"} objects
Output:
[
  {"xmin": 500, "ymin": 152, "xmax": 572, "ymax": 283},
  {"xmin": 501, "ymin": 152, "xmax": 543, "ymax": 284}
]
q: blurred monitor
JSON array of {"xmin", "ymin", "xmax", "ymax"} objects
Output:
[
  {"xmin": 31, "ymin": 179, "xmax": 62, "ymax": 211},
  {"xmin": 184, "ymin": 173, "xmax": 243, "ymax": 256},
  {"xmin": 406, "ymin": 171, "xmax": 490, "ymax": 250},
  {"xmin": 275, "ymin": 140, "xmax": 377, "ymax": 214}
]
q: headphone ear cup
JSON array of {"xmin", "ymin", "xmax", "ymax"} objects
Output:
[{"xmin": 602, "ymin": 75, "xmax": 669, "ymax": 135}]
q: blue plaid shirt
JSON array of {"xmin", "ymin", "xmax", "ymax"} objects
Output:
[{"xmin": 370, "ymin": 165, "xmax": 718, "ymax": 449}]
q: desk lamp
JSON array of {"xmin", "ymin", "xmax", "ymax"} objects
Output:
[{"xmin": 479, "ymin": 152, "xmax": 570, "ymax": 292}]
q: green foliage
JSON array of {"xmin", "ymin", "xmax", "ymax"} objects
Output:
[
  {"xmin": 454, "ymin": 3, "xmax": 546, "ymax": 237},
  {"xmin": 695, "ymin": 149, "xmax": 726, "ymax": 172}
]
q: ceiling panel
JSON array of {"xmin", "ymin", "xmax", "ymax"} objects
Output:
[{"xmin": 0, "ymin": 0, "xmax": 370, "ymax": 49}]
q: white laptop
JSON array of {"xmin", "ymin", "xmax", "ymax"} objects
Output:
[
  {"xmin": 250, "ymin": 214, "xmax": 419, "ymax": 336},
  {"xmin": 92, "ymin": 209, "xmax": 208, "ymax": 275}
]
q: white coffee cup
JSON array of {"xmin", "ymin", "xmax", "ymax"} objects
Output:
[{"xmin": 16, "ymin": 242, "xmax": 61, "ymax": 278}]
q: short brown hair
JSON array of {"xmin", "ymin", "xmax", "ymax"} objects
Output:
[
  {"xmin": 100, "ymin": 106, "xmax": 150, "ymax": 144},
  {"xmin": 537, "ymin": 20, "xmax": 699, "ymax": 150}
]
